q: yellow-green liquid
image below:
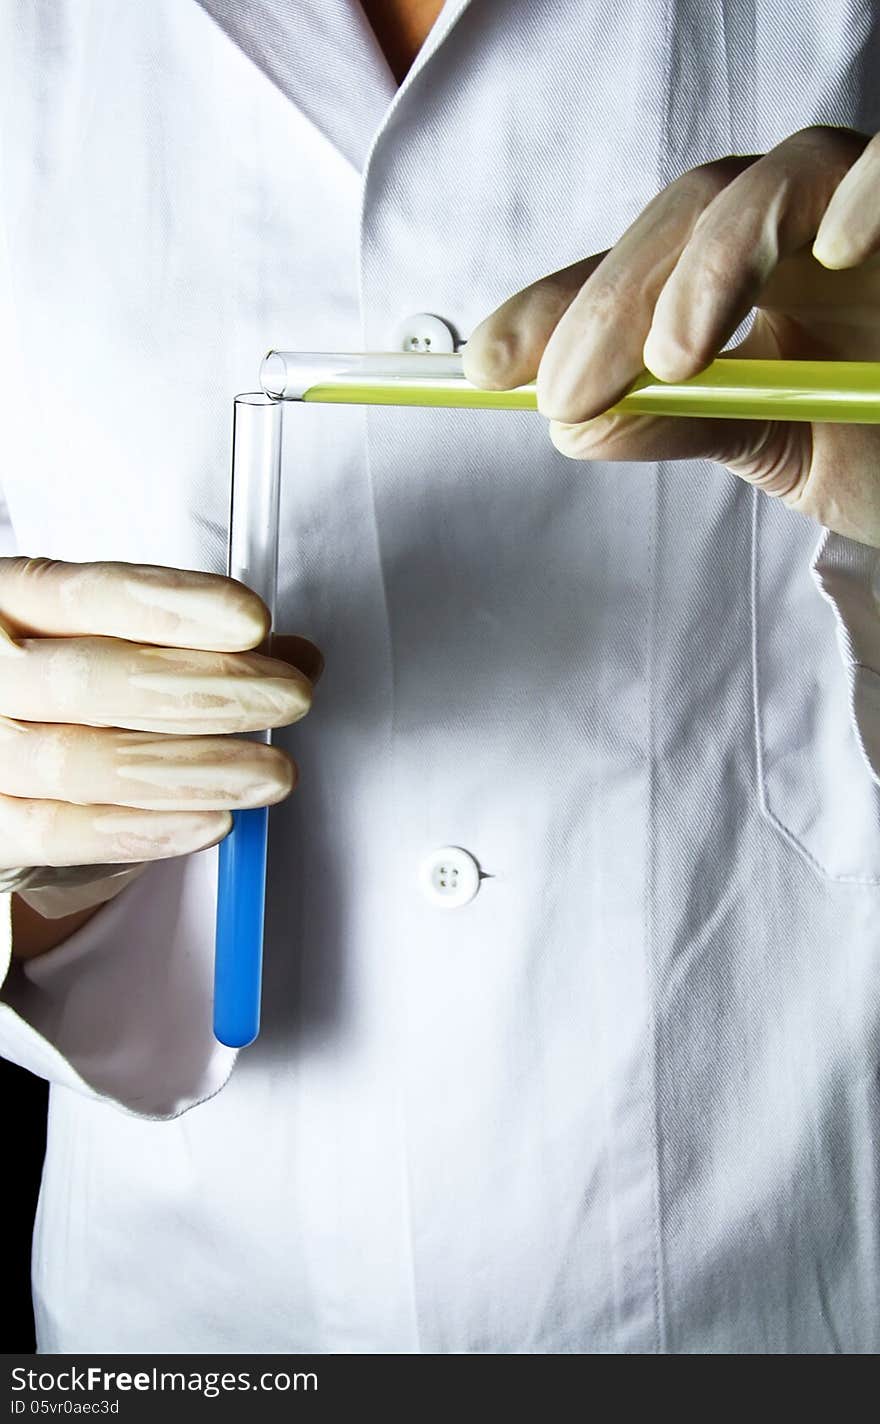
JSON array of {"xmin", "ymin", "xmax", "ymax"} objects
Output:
[{"xmin": 300, "ymin": 358, "xmax": 880, "ymax": 424}]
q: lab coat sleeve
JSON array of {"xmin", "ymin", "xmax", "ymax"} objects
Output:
[
  {"xmin": 811, "ymin": 528, "xmax": 880, "ymax": 782},
  {"xmin": 0, "ymin": 850, "xmax": 237, "ymax": 1119}
]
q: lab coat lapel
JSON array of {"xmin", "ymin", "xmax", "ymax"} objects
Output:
[
  {"xmin": 195, "ymin": 1, "xmax": 477, "ymax": 174},
  {"xmin": 194, "ymin": 0, "xmax": 396, "ymax": 172}
]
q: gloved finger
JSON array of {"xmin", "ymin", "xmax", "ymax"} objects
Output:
[
  {"xmin": 548, "ymin": 316, "xmax": 812, "ymax": 497},
  {"xmin": 462, "ymin": 256, "xmax": 603, "ymax": 389},
  {"xmin": 548, "ymin": 408, "xmax": 767, "ymax": 464},
  {"xmin": 813, "ymin": 129, "xmax": 880, "ymax": 269},
  {"xmin": 0, "ymin": 637, "xmax": 312, "ymax": 734},
  {"xmin": 0, "ymin": 792, "xmax": 231, "ymax": 871},
  {"xmin": 532, "ymin": 159, "xmax": 753, "ymax": 423},
  {"xmin": 549, "ymin": 408, "xmax": 813, "ymax": 504},
  {"xmin": 643, "ymin": 126, "xmax": 869, "ymax": 381},
  {"xmin": 0, "ymin": 558, "xmax": 269, "ymax": 652},
  {"xmin": 0, "ymin": 718, "xmax": 296, "ymax": 810}
]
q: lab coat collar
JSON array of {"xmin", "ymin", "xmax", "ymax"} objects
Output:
[{"xmin": 196, "ymin": 0, "xmax": 474, "ymax": 174}]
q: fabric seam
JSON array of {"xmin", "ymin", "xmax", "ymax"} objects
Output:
[{"xmin": 640, "ymin": 0, "xmax": 678, "ymax": 1357}]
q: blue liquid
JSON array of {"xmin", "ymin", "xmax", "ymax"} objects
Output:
[{"xmin": 213, "ymin": 806, "xmax": 268, "ymax": 1047}]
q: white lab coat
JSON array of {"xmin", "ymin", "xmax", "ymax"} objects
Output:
[{"xmin": 2, "ymin": 0, "xmax": 880, "ymax": 1354}]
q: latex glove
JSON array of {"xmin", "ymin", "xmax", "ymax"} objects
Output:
[
  {"xmin": 464, "ymin": 126, "xmax": 880, "ymax": 546},
  {"xmin": 0, "ymin": 558, "xmax": 315, "ymax": 918}
]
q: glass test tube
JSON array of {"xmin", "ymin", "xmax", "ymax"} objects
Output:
[
  {"xmin": 260, "ymin": 351, "xmax": 880, "ymax": 423},
  {"xmin": 213, "ymin": 393, "xmax": 282, "ymax": 1049}
]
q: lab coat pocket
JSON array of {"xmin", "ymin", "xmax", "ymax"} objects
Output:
[{"xmin": 752, "ymin": 492, "xmax": 880, "ymax": 883}]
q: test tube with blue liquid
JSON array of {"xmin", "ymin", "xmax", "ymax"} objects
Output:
[{"xmin": 213, "ymin": 393, "xmax": 282, "ymax": 1048}]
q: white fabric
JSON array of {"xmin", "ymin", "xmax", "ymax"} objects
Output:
[{"xmin": 2, "ymin": 0, "xmax": 880, "ymax": 1354}]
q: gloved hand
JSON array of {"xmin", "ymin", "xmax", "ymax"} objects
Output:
[
  {"xmin": 0, "ymin": 557, "xmax": 316, "ymax": 920},
  {"xmin": 464, "ymin": 126, "xmax": 880, "ymax": 546}
]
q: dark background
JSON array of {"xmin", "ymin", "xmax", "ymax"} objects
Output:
[{"xmin": 2, "ymin": 1056, "xmax": 47, "ymax": 1352}]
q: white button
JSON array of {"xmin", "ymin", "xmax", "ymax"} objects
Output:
[
  {"xmin": 391, "ymin": 312, "xmax": 456, "ymax": 354},
  {"xmin": 419, "ymin": 846, "xmax": 481, "ymax": 909}
]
